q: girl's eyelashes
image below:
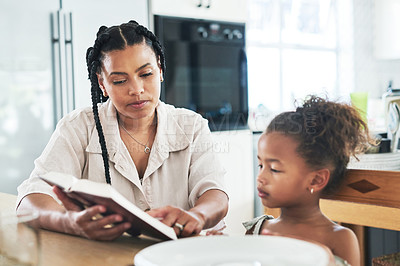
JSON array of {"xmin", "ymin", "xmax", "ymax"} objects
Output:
[
  {"xmin": 257, "ymin": 163, "xmax": 281, "ymax": 173},
  {"xmin": 270, "ymin": 168, "xmax": 281, "ymax": 173},
  {"xmin": 258, "ymin": 163, "xmax": 282, "ymax": 174}
]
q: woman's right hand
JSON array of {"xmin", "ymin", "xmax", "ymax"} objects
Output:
[{"xmin": 53, "ymin": 186, "xmax": 131, "ymax": 241}]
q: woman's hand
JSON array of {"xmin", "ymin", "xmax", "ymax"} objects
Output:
[
  {"xmin": 205, "ymin": 223, "xmax": 227, "ymax": 236},
  {"xmin": 146, "ymin": 205, "xmax": 205, "ymax": 237},
  {"xmin": 147, "ymin": 190, "xmax": 228, "ymax": 238},
  {"xmin": 53, "ymin": 186, "xmax": 131, "ymax": 241}
]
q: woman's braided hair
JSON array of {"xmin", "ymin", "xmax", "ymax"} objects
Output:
[
  {"xmin": 266, "ymin": 95, "xmax": 376, "ymax": 194},
  {"xmin": 85, "ymin": 20, "xmax": 165, "ymax": 184}
]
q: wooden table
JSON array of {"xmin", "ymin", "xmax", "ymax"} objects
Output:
[{"xmin": 0, "ymin": 192, "xmax": 159, "ymax": 266}]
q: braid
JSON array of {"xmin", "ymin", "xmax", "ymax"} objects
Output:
[
  {"xmin": 86, "ymin": 27, "xmax": 112, "ymax": 184},
  {"xmin": 134, "ymin": 25, "xmax": 166, "ymax": 74},
  {"xmin": 85, "ymin": 20, "xmax": 167, "ymax": 185},
  {"xmin": 90, "ymin": 63, "xmax": 111, "ymax": 184},
  {"xmin": 97, "ymin": 26, "xmax": 108, "ymax": 37},
  {"xmin": 128, "ymin": 20, "xmax": 139, "ymax": 26}
]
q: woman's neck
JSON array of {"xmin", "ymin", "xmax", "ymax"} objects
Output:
[{"xmin": 117, "ymin": 111, "xmax": 157, "ymax": 132}]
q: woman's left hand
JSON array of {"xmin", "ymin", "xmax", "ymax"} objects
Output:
[{"xmin": 146, "ymin": 206, "xmax": 205, "ymax": 237}]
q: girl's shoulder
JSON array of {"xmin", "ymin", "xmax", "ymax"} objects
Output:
[
  {"xmin": 321, "ymin": 221, "xmax": 358, "ymax": 249},
  {"xmin": 331, "ymin": 223, "xmax": 357, "ymax": 240},
  {"xmin": 329, "ymin": 223, "xmax": 359, "ymax": 266}
]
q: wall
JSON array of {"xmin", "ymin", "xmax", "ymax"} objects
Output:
[{"xmin": 354, "ymin": 0, "xmax": 400, "ymax": 98}]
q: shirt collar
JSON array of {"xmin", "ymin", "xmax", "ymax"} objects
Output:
[
  {"xmin": 153, "ymin": 101, "xmax": 191, "ymax": 154},
  {"xmin": 86, "ymin": 100, "xmax": 191, "ymax": 156}
]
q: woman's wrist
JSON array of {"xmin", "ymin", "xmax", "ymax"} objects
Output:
[
  {"xmin": 36, "ymin": 207, "xmax": 83, "ymax": 237},
  {"xmin": 188, "ymin": 208, "xmax": 208, "ymax": 229},
  {"xmin": 39, "ymin": 209, "xmax": 70, "ymax": 235}
]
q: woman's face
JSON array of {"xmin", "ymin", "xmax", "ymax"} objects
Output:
[
  {"xmin": 97, "ymin": 42, "xmax": 162, "ymax": 121},
  {"xmin": 256, "ymin": 132, "xmax": 315, "ymax": 208}
]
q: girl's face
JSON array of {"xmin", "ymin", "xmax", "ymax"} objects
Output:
[
  {"xmin": 97, "ymin": 42, "xmax": 162, "ymax": 121},
  {"xmin": 256, "ymin": 132, "xmax": 315, "ymax": 208}
]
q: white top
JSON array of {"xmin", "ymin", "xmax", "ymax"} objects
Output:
[{"xmin": 17, "ymin": 100, "xmax": 227, "ymax": 211}]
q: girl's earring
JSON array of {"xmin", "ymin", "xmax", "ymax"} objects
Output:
[
  {"xmin": 310, "ymin": 188, "xmax": 314, "ymax": 194},
  {"xmin": 160, "ymin": 76, "xmax": 164, "ymax": 82}
]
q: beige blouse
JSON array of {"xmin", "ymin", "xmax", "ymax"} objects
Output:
[{"xmin": 17, "ymin": 100, "xmax": 227, "ymax": 211}]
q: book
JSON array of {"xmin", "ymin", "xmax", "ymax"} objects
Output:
[{"xmin": 39, "ymin": 172, "xmax": 177, "ymax": 241}]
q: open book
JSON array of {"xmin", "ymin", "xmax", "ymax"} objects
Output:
[{"xmin": 40, "ymin": 172, "xmax": 177, "ymax": 241}]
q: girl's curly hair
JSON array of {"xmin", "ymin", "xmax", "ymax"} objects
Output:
[{"xmin": 266, "ymin": 95, "xmax": 375, "ymax": 194}]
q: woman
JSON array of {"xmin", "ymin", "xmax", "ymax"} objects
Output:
[{"xmin": 17, "ymin": 20, "xmax": 228, "ymax": 241}]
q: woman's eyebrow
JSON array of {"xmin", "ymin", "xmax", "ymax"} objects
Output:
[
  {"xmin": 135, "ymin": 63, "xmax": 151, "ymax": 72},
  {"xmin": 108, "ymin": 63, "xmax": 152, "ymax": 77},
  {"xmin": 109, "ymin": 71, "xmax": 127, "ymax": 76}
]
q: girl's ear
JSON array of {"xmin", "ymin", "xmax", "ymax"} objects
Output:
[
  {"xmin": 309, "ymin": 168, "xmax": 330, "ymax": 193},
  {"xmin": 96, "ymin": 73, "xmax": 108, "ymax": 97}
]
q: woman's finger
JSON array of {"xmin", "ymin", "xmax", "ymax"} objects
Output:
[
  {"xmin": 82, "ymin": 213, "xmax": 125, "ymax": 231},
  {"xmin": 148, "ymin": 206, "xmax": 181, "ymax": 227},
  {"xmin": 148, "ymin": 206, "xmax": 204, "ymax": 237},
  {"xmin": 53, "ymin": 186, "xmax": 84, "ymax": 212},
  {"xmin": 91, "ymin": 222, "xmax": 131, "ymax": 241},
  {"xmin": 146, "ymin": 207, "xmax": 169, "ymax": 220},
  {"xmin": 76, "ymin": 205, "xmax": 106, "ymax": 223},
  {"xmin": 72, "ymin": 207, "xmax": 131, "ymax": 241}
]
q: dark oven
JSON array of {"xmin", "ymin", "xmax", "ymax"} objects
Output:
[{"xmin": 154, "ymin": 15, "xmax": 248, "ymax": 131}]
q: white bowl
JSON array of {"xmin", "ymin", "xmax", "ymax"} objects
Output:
[{"xmin": 134, "ymin": 235, "xmax": 333, "ymax": 266}]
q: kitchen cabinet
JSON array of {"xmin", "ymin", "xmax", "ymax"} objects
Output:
[
  {"xmin": 1, "ymin": 0, "xmax": 148, "ymax": 194},
  {"xmin": 374, "ymin": 0, "xmax": 400, "ymax": 59},
  {"xmin": 150, "ymin": 0, "xmax": 247, "ymax": 23},
  {"xmin": 211, "ymin": 130, "xmax": 254, "ymax": 235}
]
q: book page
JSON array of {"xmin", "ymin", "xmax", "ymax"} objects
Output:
[
  {"xmin": 39, "ymin": 172, "xmax": 177, "ymax": 241},
  {"xmin": 40, "ymin": 172, "xmax": 78, "ymax": 190}
]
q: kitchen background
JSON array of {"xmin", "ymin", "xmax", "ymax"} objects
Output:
[{"xmin": 2, "ymin": 0, "xmax": 400, "ymax": 263}]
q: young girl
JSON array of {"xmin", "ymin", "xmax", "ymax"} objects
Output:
[{"xmin": 244, "ymin": 95, "xmax": 374, "ymax": 266}]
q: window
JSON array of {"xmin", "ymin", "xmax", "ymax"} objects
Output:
[{"xmin": 247, "ymin": 0, "xmax": 352, "ymax": 117}]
